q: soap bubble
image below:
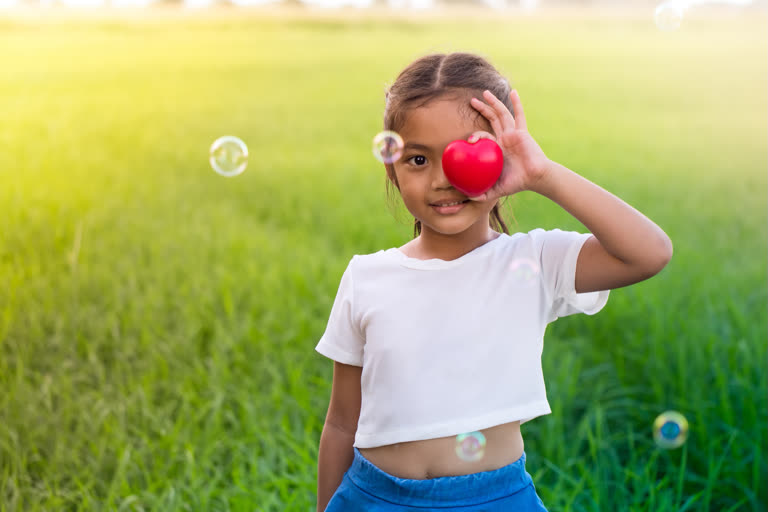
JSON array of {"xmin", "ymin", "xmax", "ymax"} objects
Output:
[
  {"xmin": 653, "ymin": 410, "xmax": 689, "ymax": 449},
  {"xmin": 210, "ymin": 135, "xmax": 248, "ymax": 177},
  {"xmin": 372, "ymin": 130, "xmax": 404, "ymax": 164},
  {"xmin": 455, "ymin": 431, "xmax": 486, "ymax": 462},
  {"xmin": 655, "ymin": 2, "xmax": 684, "ymax": 31},
  {"xmin": 509, "ymin": 258, "xmax": 540, "ymax": 287}
]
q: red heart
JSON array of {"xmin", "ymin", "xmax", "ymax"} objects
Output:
[{"xmin": 441, "ymin": 139, "xmax": 503, "ymax": 197}]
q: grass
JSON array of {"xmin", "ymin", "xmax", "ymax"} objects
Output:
[{"xmin": 0, "ymin": 5, "xmax": 766, "ymax": 511}]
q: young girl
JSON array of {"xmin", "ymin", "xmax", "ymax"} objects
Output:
[{"xmin": 315, "ymin": 51, "xmax": 673, "ymax": 512}]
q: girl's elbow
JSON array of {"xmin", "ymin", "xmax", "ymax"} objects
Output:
[
  {"xmin": 662, "ymin": 237, "xmax": 673, "ymax": 265},
  {"xmin": 651, "ymin": 242, "xmax": 673, "ymax": 273}
]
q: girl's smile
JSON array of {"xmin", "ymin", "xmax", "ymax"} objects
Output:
[{"xmin": 430, "ymin": 200, "xmax": 470, "ymax": 214}]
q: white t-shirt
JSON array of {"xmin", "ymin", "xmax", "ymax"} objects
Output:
[{"xmin": 315, "ymin": 228, "xmax": 610, "ymax": 449}]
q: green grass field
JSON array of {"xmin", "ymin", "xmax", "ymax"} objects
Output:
[{"xmin": 0, "ymin": 6, "xmax": 766, "ymax": 511}]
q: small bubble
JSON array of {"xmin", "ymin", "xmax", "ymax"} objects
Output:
[
  {"xmin": 509, "ymin": 258, "xmax": 540, "ymax": 287},
  {"xmin": 653, "ymin": 410, "xmax": 689, "ymax": 449},
  {"xmin": 372, "ymin": 130, "xmax": 404, "ymax": 164},
  {"xmin": 210, "ymin": 136, "xmax": 248, "ymax": 177},
  {"xmin": 654, "ymin": 2, "xmax": 683, "ymax": 31},
  {"xmin": 455, "ymin": 431, "xmax": 486, "ymax": 462}
]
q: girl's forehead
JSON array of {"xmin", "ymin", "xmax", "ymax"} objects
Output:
[
  {"xmin": 400, "ymin": 100, "xmax": 490, "ymax": 142},
  {"xmin": 406, "ymin": 97, "xmax": 470, "ymax": 122}
]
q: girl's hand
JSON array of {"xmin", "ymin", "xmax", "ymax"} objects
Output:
[{"xmin": 466, "ymin": 89, "xmax": 552, "ymax": 203}]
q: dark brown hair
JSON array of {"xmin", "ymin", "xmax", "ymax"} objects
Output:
[{"xmin": 383, "ymin": 51, "xmax": 518, "ymax": 238}]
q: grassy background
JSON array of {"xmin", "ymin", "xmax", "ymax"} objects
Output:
[{"xmin": 0, "ymin": 6, "xmax": 766, "ymax": 511}]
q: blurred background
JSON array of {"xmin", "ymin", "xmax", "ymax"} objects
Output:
[
  {"xmin": 1, "ymin": 0, "xmax": 766, "ymax": 11},
  {"xmin": 0, "ymin": 0, "xmax": 766, "ymax": 511}
]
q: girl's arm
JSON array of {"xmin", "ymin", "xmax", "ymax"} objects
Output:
[
  {"xmin": 530, "ymin": 159, "xmax": 673, "ymax": 294},
  {"xmin": 467, "ymin": 88, "xmax": 672, "ymax": 293}
]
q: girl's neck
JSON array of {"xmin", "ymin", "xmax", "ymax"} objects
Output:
[{"xmin": 408, "ymin": 229, "xmax": 500, "ymax": 262}]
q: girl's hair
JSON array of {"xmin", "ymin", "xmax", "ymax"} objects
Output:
[{"xmin": 383, "ymin": 51, "xmax": 518, "ymax": 239}]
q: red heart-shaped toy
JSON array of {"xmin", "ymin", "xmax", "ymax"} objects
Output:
[{"xmin": 441, "ymin": 139, "xmax": 504, "ymax": 198}]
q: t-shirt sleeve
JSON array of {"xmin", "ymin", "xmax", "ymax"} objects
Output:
[
  {"xmin": 315, "ymin": 256, "xmax": 365, "ymax": 366},
  {"xmin": 529, "ymin": 228, "xmax": 610, "ymax": 324}
]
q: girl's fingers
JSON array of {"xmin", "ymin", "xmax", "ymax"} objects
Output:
[
  {"xmin": 481, "ymin": 90, "xmax": 515, "ymax": 132},
  {"xmin": 510, "ymin": 90, "xmax": 527, "ymax": 131},
  {"xmin": 469, "ymin": 97, "xmax": 505, "ymax": 138},
  {"xmin": 467, "ymin": 130, "xmax": 496, "ymax": 143}
]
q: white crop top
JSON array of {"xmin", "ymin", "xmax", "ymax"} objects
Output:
[{"xmin": 315, "ymin": 228, "xmax": 610, "ymax": 449}]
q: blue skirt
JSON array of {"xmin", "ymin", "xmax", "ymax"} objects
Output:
[{"xmin": 324, "ymin": 447, "xmax": 550, "ymax": 511}]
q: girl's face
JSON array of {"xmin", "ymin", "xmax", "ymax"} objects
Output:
[{"xmin": 392, "ymin": 96, "xmax": 499, "ymax": 238}]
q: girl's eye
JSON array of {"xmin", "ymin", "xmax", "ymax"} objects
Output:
[{"xmin": 407, "ymin": 155, "xmax": 427, "ymax": 166}]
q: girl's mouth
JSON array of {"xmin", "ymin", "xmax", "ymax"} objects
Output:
[{"xmin": 431, "ymin": 199, "xmax": 469, "ymax": 214}]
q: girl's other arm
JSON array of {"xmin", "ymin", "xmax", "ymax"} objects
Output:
[
  {"xmin": 317, "ymin": 361, "xmax": 362, "ymax": 511},
  {"xmin": 317, "ymin": 423, "xmax": 355, "ymax": 512},
  {"xmin": 530, "ymin": 160, "xmax": 673, "ymax": 293}
]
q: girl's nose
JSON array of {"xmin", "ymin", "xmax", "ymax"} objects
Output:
[{"xmin": 433, "ymin": 164, "xmax": 454, "ymax": 187}]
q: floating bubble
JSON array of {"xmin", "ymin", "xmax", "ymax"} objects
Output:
[
  {"xmin": 372, "ymin": 130, "xmax": 404, "ymax": 164},
  {"xmin": 654, "ymin": 2, "xmax": 684, "ymax": 31},
  {"xmin": 509, "ymin": 258, "xmax": 540, "ymax": 287},
  {"xmin": 210, "ymin": 136, "xmax": 248, "ymax": 177},
  {"xmin": 455, "ymin": 431, "xmax": 486, "ymax": 462},
  {"xmin": 653, "ymin": 410, "xmax": 689, "ymax": 449}
]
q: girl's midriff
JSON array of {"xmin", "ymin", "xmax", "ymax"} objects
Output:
[{"xmin": 357, "ymin": 420, "xmax": 524, "ymax": 480}]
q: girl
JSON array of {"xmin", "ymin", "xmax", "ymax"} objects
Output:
[{"xmin": 315, "ymin": 51, "xmax": 673, "ymax": 512}]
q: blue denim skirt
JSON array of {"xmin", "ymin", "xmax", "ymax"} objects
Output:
[{"xmin": 324, "ymin": 447, "xmax": 549, "ymax": 511}]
